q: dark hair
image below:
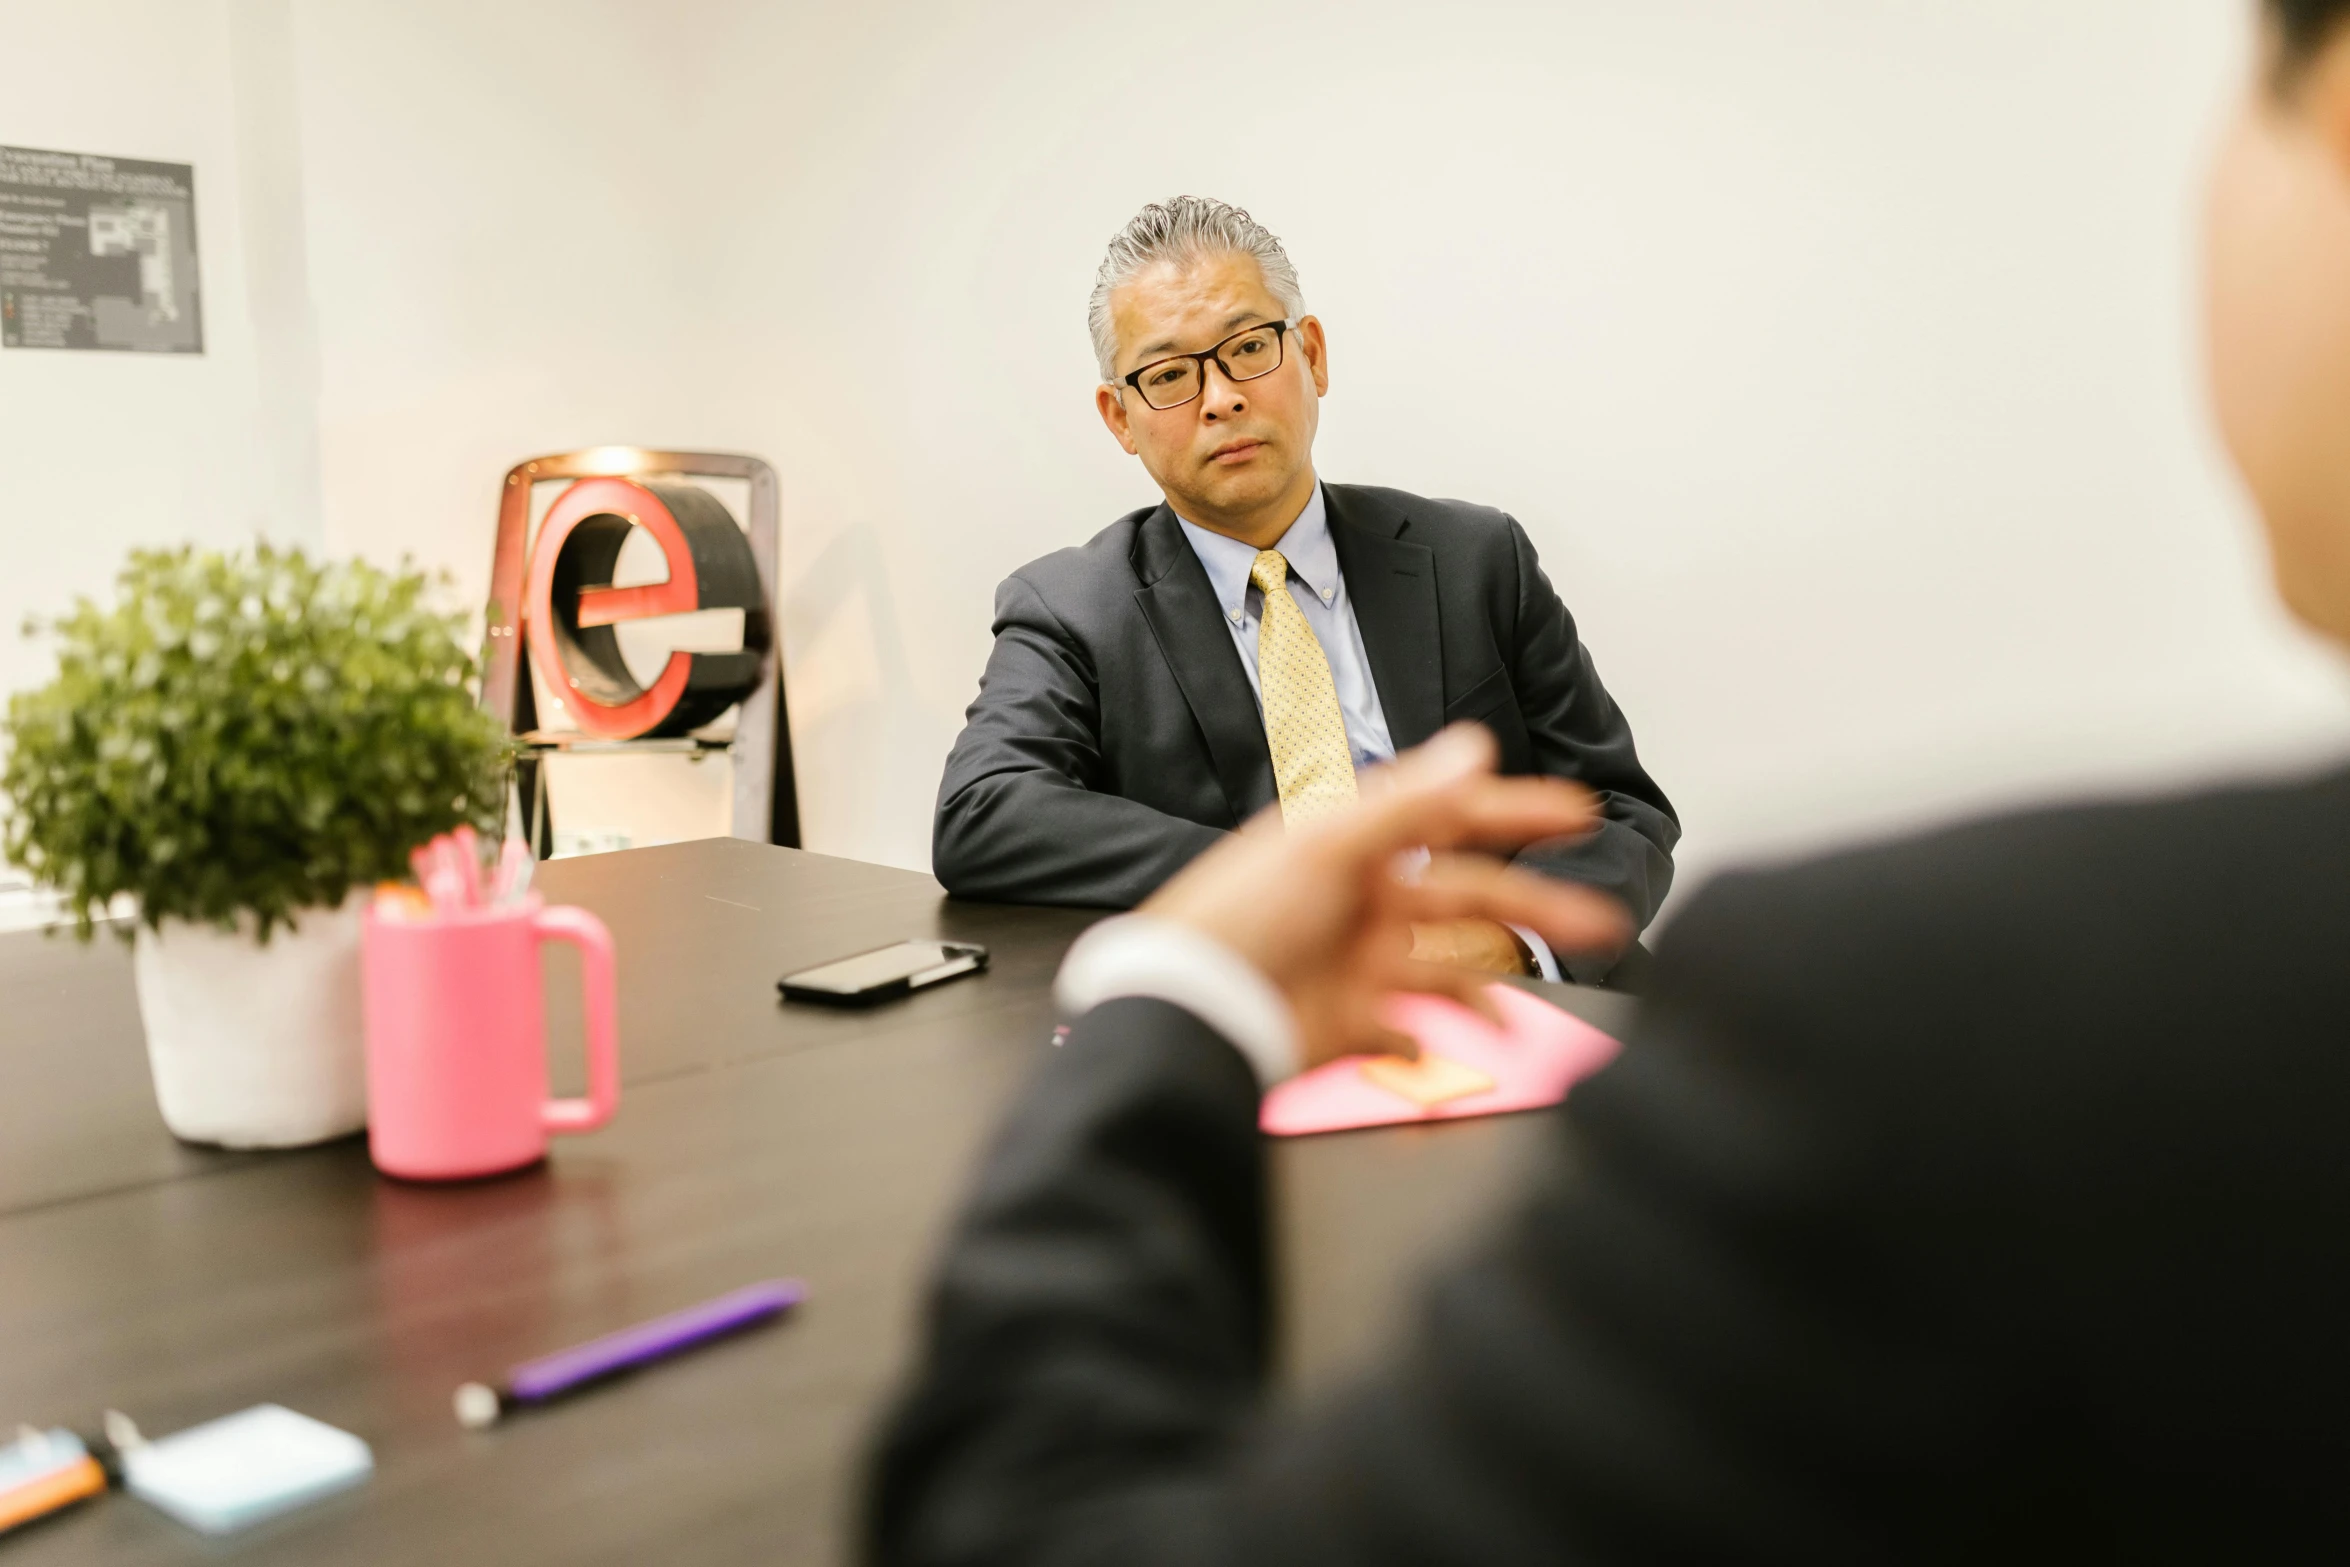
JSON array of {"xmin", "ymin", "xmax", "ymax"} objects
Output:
[{"xmin": 2271, "ymin": 0, "xmax": 2350, "ymax": 69}]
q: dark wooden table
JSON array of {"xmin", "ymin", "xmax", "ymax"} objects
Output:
[{"xmin": 0, "ymin": 839, "xmax": 1634, "ymax": 1565}]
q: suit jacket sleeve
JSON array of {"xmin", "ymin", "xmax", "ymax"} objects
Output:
[
  {"xmin": 866, "ymin": 888, "xmax": 2029, "ymax": 1567},
  {"xmin": 934, "ymin": 574, "xmax": 1228, "ymax": 908},
  {"xmin": 1498, "ymin": 516, "xmax": 1679, "ymax": 932},
  {"xmin": 864, "ymin": 996, "xmax": 1270, "ymax": 1566}
]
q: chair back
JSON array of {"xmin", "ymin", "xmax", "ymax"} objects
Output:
[{"xmin": 480, "ymin": 447, "xmax": 798, "ymax": 851}]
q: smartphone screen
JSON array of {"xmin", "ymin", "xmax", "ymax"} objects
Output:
[{"xmin": 780, "ymin": 940, "xmax": 987, "ymax": 1002}]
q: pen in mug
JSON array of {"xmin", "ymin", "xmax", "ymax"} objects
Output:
[
  {"xmin": 411, "ymin": 835, "xmax": 467, "ymax": 914},
  {"xmin": 492, "ymin": 838, "xmax": 533, "ymax": 905},
  {"xmin": 450, "ymin": 825, "xmax": 481, "ymax": 903}
]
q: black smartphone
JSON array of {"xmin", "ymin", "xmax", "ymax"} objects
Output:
[{"xmin": 778, "ymin": 940, "xmax": 990, "ymax": 1006}]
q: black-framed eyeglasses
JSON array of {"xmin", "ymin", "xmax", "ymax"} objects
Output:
[{"xmin": 1113, "ymin": 319, "xmax": 1298, "ymax": 411}]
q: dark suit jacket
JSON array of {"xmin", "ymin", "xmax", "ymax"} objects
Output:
[
  {"xmin": 869, "ymin": 769, "xmax": 2350, "ymax": 1564},
  {"xmin": 933, "ymin": 484, "xmax": 1679, "ymax": 928}
]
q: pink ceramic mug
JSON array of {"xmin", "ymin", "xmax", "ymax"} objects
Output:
[{"xmin": 361, "ymin": 895, "xmax": 620, "ymax": 1180}]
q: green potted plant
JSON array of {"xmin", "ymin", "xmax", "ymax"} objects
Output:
[{"xmin": 1, "ymin": 544, "xmax": 513, "ymax": 1148}]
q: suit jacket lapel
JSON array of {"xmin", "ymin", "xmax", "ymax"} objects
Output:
[
  {"xmin": 1326, "ymin": 485, "xmax": 1444, "ymax": 752},
  {"xmin": 1130, "ymin": 505, "xmax": 1275, "ymax": 823}
]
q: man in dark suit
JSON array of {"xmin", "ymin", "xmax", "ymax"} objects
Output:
[
  {"xmin": 867, "ymin": 2, "xmax": 2350, "ymax": 1559},
  {"xmin": 934, "ymin": 197, "xmax": 1676, "ymax": 981}
]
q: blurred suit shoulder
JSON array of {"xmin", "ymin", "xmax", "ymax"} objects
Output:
[
  {"xmin": 1641, "ymin": 764, "xmax": 2350, "ymax": 1209},
  {"xmin": 1665, "ymin": 765, "xmax": 2350, "ymax": 1010}
]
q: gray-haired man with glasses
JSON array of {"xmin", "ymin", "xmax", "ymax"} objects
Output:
[{"xmin": 933, "ymin": 196, "xmax": 1678, "ymax": 981}]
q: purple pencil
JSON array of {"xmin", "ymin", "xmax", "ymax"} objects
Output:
[{"xmin": 453, "ymin": 1279, "xmax": 807, "ymax": 1429}]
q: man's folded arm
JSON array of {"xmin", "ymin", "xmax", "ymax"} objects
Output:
[
  {"xmin": 1497, "ymin": 516, "xmax": 1679, "ymax": 931},
  {"xmin": 935, "ymin": 576, "xmax": 1227, "ymax": 907}
]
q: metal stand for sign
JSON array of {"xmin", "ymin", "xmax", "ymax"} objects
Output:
[{"xmin": 479, "ymin": 448, "xmax": 798, "ymax": 857}]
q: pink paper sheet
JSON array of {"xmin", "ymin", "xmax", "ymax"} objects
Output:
[{"xmin": 1259, "ymin": 984, "xmax": 1621, "ymax": 1137}]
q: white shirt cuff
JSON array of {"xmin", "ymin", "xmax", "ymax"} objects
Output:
[
  {"xmin": 1510, "ymin": 924, "xmax": 1562, "ymax": 983},
  {"xmin": 1054, "ymin": 914, "xmax": 1300, "ymax": 1088}
]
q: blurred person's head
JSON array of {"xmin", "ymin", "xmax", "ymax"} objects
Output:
[
  {"xmin": 1090, "ymin": 198, "xmax": 1330, "ymax": 547},
  {"xmin": 2208, "ymin": 0, "xmax": 2350, "ymax": 637}
]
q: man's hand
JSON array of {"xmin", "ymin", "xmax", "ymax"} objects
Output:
[
  {"xmin": 1410, "ymin": 918, "xmax": 1534, "ymax": 976},
  {"xmin": 1141, "ymin": 725, "xmax": 1631, "ymax": 1070}
]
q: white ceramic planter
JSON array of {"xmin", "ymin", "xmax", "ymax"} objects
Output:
[{"xmin": 130, "ymin": 900, "xmax": 368, "ymax": 1148}]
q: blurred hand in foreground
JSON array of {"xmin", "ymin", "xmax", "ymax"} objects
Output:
[{"xmin": 1141, "ymin": 724, "xmax": 1631, "ymax": 1069}]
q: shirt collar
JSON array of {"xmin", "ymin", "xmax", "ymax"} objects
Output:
[{"xmin": 1175, "ymin": 483, "xmax": 1338, "ymax": 627}]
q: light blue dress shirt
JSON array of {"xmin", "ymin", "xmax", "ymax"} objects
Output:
[
  {"xmin": 1173, "ymin": 484, "xmax": 1561, "ymax": 981},
  {"xmin": 1175, "ymin": 484, "xmax": 1395, "ymax": 771}
]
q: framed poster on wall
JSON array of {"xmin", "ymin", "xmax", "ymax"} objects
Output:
[{"xmin": 0, "ymin": 144, "xmax": 202, "ymax": 354}]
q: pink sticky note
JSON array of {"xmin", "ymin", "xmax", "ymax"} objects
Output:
[{"xmin": 1259, "ymin": 984, "xmax": 1621, "ymax": 1137}]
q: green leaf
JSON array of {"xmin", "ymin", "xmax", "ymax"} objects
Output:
[{"xmin": 1, "ymin": 544, "xmax": 517, "ymax": 942}]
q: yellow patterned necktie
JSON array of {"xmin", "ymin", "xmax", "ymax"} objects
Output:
[{"xmin": 1249, "ymin": 549, "xmax": 1359, "ymax": 825}]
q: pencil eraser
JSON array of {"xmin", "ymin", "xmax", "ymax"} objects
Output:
[
  {"xmin": 453, "ymin": 1382, "xmax": 501, "ymax": 1430},
  {"xmin": 122, "ymin": 1405, "xmax": 372, "ymax": 1535}
]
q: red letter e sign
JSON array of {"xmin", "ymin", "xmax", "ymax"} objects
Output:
[{"xmin": 521, "ymin": 477, "xmax": 769, "ymax": 738}]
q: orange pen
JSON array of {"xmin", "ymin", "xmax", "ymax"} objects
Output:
[
  {"xmin": 372, "ymin": 881, "xmax": 435, "ymax": 921},
  {"xmin": 0, "ymin": 1432, "xmax": 108, "ymax": 1536}
]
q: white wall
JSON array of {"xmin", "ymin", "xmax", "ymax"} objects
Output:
[
  {"xmin": 0, "ymin": 0, "xmax": 321, "ymax": 706},
  {"xmin": 680, "ymin": 0, "xmax": 2350, "ymax": 900},
  {"xmin": 11, "ymin": 0, "xmax": 2347, "ymax": 912},
  {"xmin": 284, "ymin": 2, "xmax": 712, "ymax": 596}
]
